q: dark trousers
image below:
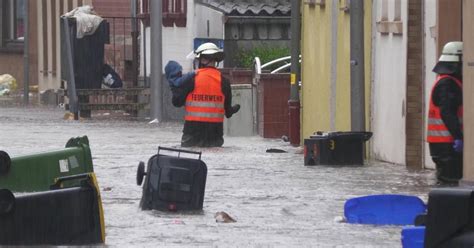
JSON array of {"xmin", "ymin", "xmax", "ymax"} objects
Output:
[
  {"xmin": 181, "ymin": 133, "xmax": 224, "ymax": 147},
  {"xmin": 181, "ymin": 121, "xmax": 224, "ymax": 147},
  {"xmin": 429, "ymin": 143, "xmax": 462, "ymax": 183}
]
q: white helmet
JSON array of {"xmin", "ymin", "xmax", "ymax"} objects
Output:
[
  {"xmin": 439, "ymin": 41, "xmax": 463, "ymax": 62},
  {"xmin": 194, "ymin": 42, "xmax": 224, "ymax": 61}
]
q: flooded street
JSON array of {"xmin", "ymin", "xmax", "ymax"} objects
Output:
[{"xmin": 1, "ymin": 106, "xmax": 434, "ymax": 247}]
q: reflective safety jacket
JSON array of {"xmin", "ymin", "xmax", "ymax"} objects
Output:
[
  {"xmin": 185, "ymin": 68, "xmax": 225, "ymax": 123},
  {"xmin": 427, "ymin": 74, "xmax": 463, "ymax": 143}
]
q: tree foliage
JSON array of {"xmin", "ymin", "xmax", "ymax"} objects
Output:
[{"xmin": 235, "ymin": 46, "xmax": 290, "ymax": 70}]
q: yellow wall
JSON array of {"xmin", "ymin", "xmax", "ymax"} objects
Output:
[
  {"xmin": 301, "ymin": 1, "xmax": 332, "ymax": 138},
  {"xmin": 301, "ymin": 1, "xmax": 372, "ymax": 139},
  {"xmin": 335, "ymin": 7, "xmax": 351, "ymax": 131}
]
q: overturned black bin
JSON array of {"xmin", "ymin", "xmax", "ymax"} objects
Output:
[
  {"xmin": 424, "ymin": 188, "xmax": 474, "ymax": 248},
  {"xmin": 304, "ymin": 131, "xmax": 372, "ymax": 166},
  {"xmin": 0, "ymin": 173, "xmax": 105, "ymax": 245},
  {"xmin": 137, "ymin": 147, "xmax": 207, "ymax": 211}
]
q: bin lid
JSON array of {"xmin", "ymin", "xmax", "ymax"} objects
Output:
[
  {"xmin": 344, "ymin": 194, "xmax": 426, "ymax": 225},
  {"xmin": 310, "ymin": 131, "xmax": 373, "ymax": 141}
]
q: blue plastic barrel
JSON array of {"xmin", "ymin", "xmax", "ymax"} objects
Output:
[{"xmin": 344, "ymin": 194, "xmax": 427, "ymax": 225}]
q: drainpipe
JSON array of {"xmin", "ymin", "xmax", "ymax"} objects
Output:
[
  {"xmin": 62, "ymin": 17, "xmax": 78, "ymax": 118},
  {"xmin": 150, "ymin": 0, "xmax": 163, "ymax": 121},
  {"xmin": 131, "ymin": 0, "xmax": 138, "ymax": 87},
  {"xmin": 289, "ymin": 0, "xmax": 301, "ymax": 146},
  {"xmin": 350, "ymin": 0, "xmax": 365, "ymax": 131},
  {"xmin": 23, "ymin": 0, "xmax": 29, "ymax": 105}
]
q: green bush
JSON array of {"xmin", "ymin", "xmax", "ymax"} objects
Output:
[{"xmin": 235, "ymin": 46, "xmax": 290, "ymax": 70}]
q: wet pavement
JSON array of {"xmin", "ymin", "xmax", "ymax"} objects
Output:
[{"xmin": 0, "ymin": 106, "xmax": 436, "ymax": 247}]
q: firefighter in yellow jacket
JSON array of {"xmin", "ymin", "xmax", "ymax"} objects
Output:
[
  {"xmin": 172, "ymin": 43, "xmax": 240, "ymax": 147},
  {"xmin": 427, "ymin": 41, "xmax": 463, "ymax": 184}
]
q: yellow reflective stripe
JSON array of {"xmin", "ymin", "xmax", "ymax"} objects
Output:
[
  {"xmin": 186, "ymin": 112, "xmax": 224, "ymax": 118},
  {"xmin": 428, "ymin": 118, "xmax": 444, "ymax": 125},
  {"xmin": 427, "ymin": 130, "xmax": 451, "ymax": 137},
  {"xmin": 186, "ymin": 101, "xmax": 224, "ymax": 108}
]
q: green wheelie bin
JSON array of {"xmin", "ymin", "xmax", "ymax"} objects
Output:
[{"xmin": 0, "ymin": 136, "xmax": 94, "ymax": 192}]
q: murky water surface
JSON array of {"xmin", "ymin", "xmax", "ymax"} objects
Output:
[{"xmin": 0, "ymin": 107, "xmax": 434, "ymax": 247}]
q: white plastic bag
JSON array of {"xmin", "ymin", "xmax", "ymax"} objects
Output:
[{"xmin": 0, "ymin": 74, "xmax": 17, "ymax": 96}]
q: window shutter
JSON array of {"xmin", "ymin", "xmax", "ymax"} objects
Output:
[
  {"xmin": 174, "ymin": 0, "xmax": 187, "ymax": 27},
  {"xmin": 138, "ymin": 0, "xmax": 150, "ymax": 27},
  {"xmin": 140, "ymin": 0, "xmax": 186, "ymax": 28},
  {"xmin": 162, "ymin": 0, "xmax": 174, "ymax": 27}
]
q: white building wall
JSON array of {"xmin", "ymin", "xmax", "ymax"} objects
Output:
[
  {"xmin": 194, "ymin": 4, "xmax": 224, "ymax": 39},
  {"xmin": 423, "ymin": 2, "xmax": 437, "ymax": 169},
  {"xmin": 141, "ymin": 1, "xmax": 224, "ymax": 76},
  {"xmin": 371, "ymin": 0, "xmax": 408, "ymax": 165}
]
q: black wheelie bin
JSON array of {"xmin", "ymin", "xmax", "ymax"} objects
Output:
[
  {"xmin": 137, "ymin": 147, "xmax": 207, "ymax": 211},
  {"xmin": 304, "ymin": 131, "xmax": 372, "ymax": 166}
]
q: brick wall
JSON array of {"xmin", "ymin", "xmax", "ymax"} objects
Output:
[
  {"xmin": 93, "ymin": 0, "xmax": 132, "ymax": 34},
  {"xmin": 93, "ymin": 0, "xmax": 131, "ymax": 17},
  {"xmin": 405, "ymin": 0, "xmax": 423, "ymax": 169},
  {"xmin": 92, "ymin": 0, "xmax": 135, "ymax": 85}
]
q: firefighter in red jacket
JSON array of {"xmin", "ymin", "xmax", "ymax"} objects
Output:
[
  {"xmin": 427, "ymin": 41, "xmax": 463, "ymax": 184},
  {"xmin": 172, "ymin": 43, "xmax": 240, "ymax": 147}
]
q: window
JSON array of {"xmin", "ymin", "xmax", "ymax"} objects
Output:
[
  {"xmin": 392, "ymin": 0, "xmax": 402, "ymax": 35},
  {"xmin": 141, "ymin": 0, "xmax": 187, "ymax": 28},
  {"xmin": 376, "ymin": 0, "xmax": 403, "ymax": 35},
  {"xmin": 381, "ymin": 0, "xmax": 388, "ymax": 21},
  {"xmin": 394, "ymin": 0, "xmax": 401, "ymax": 21},
  {"xmin": 1, "ymin": 0, "xmax": 25, "ymax": 51}
]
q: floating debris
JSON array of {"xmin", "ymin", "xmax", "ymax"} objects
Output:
[
  {"xmin": 215, "ymin": 211, "xmax": 236, "ymax": 223},
  {"xmin": 266, "ymin": 148, "xmax": 287, "ymax": 153}
]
